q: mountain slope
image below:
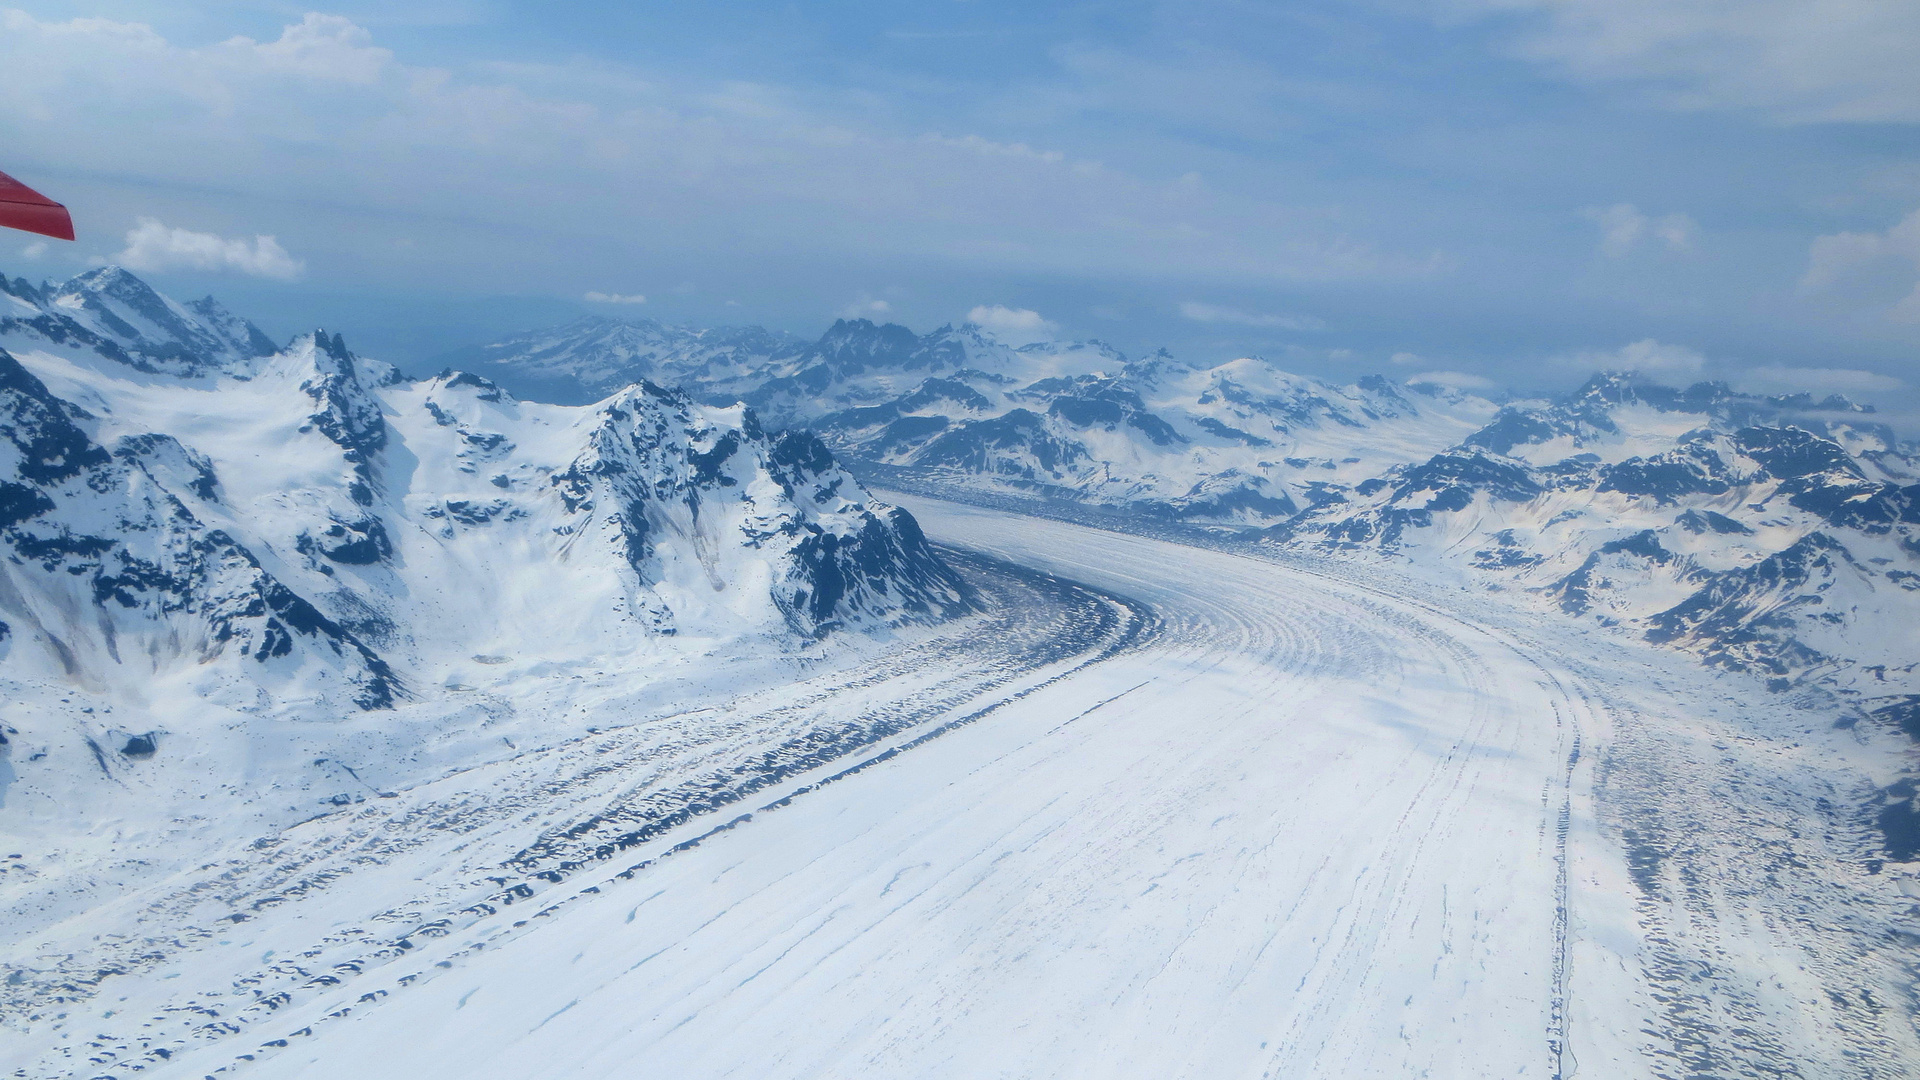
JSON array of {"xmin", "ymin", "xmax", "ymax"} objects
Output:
[{"xmin": 0, "ymin": 347, "xmax": 401, "ymax": 712}]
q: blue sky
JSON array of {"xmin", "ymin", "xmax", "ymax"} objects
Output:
[{"xmin": 1, "ymin": 0, "xmax": 1917, "ymax": 415}]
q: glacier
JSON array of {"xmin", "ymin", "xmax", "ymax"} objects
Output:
[{"xmin": 3, "ymin": 269, "xmax": 1919, "ymax": 1079}]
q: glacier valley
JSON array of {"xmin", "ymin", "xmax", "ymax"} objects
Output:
[{"xmin": 3, "ymin": 269, "xmax": 1918, "ymax": 1078}]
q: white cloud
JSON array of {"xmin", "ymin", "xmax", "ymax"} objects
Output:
[
  {"xmin": 1801, "ymin": 229, "xmax": 1890, "ymax": 293},
  {"xmin": 1389, "ymin": 351, "xmax": 1422, "ymax": 366},
  {"xmin": 1800, "ymin": 208, "xmax": 1920, "ymax": 321},
  {"xmin": 584, "ymin": 291, "xmax": 646, "ymax": 304},
  {"xmin": 839, "ymin": 297, "xmax": 892, "ymax": 318},
  {"xmin": 1177, "ymin": 301, "xmax": 1325, "ymax": 331},
  {"xmin": 967, "ymin": 304, "xmax": 1056, "ymax": 345},
  {"xmin": 1734, "ymin": 365, "xmax": 1906, "ymax": 396},
  {"xmin": 228, "ymin": 13, "xmax": 392, "ymax": 85},
  {"xmin": 1448, "ymin": 0, "xmax": 1920, "ymax": 123},
  {"xmin": 20, "ymin": 240, "xmax": 47, "ymax": 259},
  {"xmin": 113, "ymin": 218, "xmax": 304, "ymax": 279},
  {"xmin": 1557, "ymin": 338, "xmax": 1708, "ymax": 378},
  {"xmin": 1405, "ymin": 370, "xmax": 1495, "ymax": 390},
  {"xmin": 1582, "ymin": 204, "xmax": 1696, "ymax": 258}
]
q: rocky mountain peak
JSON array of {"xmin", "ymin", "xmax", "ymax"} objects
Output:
[{"xmin": 2, "ymin": 265, "xmax": 276, "ymax": 378}]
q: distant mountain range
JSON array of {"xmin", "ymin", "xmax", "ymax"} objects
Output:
[
  {"xmin": 467, "ymin": 308, "xmax": 1920, "ymax": 729},
  {"xmin": 464, "ymin": 314, "xmax": 1506, "ymax": 527}
]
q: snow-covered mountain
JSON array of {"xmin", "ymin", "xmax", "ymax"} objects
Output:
[
  {"xmin": 0, "ymin": 268, "xmax": 970, "ymax": 853},
  {"xmin": 475, "ymin": 313, "xmax": 1920, "ymax": 724},
  {"xmin": 479, "ymin": 316, "xmax": 1502, "ymax": 527},
  {"xmin": 2, "ymin": 265, "xmax": 277, "ymax": 377},
  {"xmin": 1279, "ymin": 371, "xmax": 1920, "ymax": 718}
]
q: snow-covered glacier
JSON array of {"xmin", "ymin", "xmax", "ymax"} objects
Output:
[{"xmin": 4, "ymin": 271, "xmax": 1919, "ymax": 1079}]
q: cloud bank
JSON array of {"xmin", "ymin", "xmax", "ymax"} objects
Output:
[
  {"xmin": 1735, "ymin": 365, "xmax": 1906, "ymax": 396},
  {"xmin": 1405, "ymin": 370, "xmax": 1495, "ymax": 390},
  {"xmin": 114, "ymin": 218, "xmax": 304, "ymax": 280},
  {"xmin": 1554, "ymin": 339, "xmax": 1708, "ymax": 379},
  {"xmin": 968, "ymin": 305, "xmax": 1056, "ymax": 345},
  {"xmin": 1582, "ymin": 204, "xmax": 1696, "ymax": 258},
  {"xmin": 1178, "ymin": 302, "xmax": 1325, "ymax": 331}
]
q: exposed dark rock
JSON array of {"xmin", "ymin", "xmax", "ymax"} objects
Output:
[
  {"xmin": 1040, "ymin": 381, "xmax": 1184, "ymax": 447},
  {"xmin": 557, "ymin": 382, "xmax": 971, "ymax": 636},
  {"xmin": 1473, "ymin": 530, "xmax": 1544, "ymax": 570},
  {"xmin": 299, "ymin": 332, "xmax": 387, "ymax": 458},
  {"xmin": 912, "ymin": 409, "xmax": 1088, "ymax": 478},
  {"xmin": 1872, "ymin": 779, "xmax": 1920, "ymax": 862},
  {"xmin": 0, "ymin": 480, "xmax": 54, "ymax": 528},
  {"xmin": 1396, "ymin": 451, "xmax": 1541, "ymax": 505},
  {"xmin": 1676, "ymin": 509, "xmax": 1751, "ymax": 535},
  {"xmin": 1598, "ymin": 530, "xmax": 1672, "ymax": 562},
  {"xmin": 0, "ymin": 349, "xmax": 114, "ymax": 485},
  {"xmin": 1193, "ymin": 416, "xmax": 1273, "ymax": 447},
  {"xmin": 112, "ymin": 434, "xmax": 220, "ymax": 501},
  {"xmin": 1869, "ymin": 697, "xmax": 1920, "ymax": 742},
  {"xmin": 1548, "ymin": 554, "xmax": 1603, "ymax": 616},
  {"xmin": 297, "ymin": 516, "xmax": 393, "ymax": 564},
  {"xmin": 443, "ymin": 371, "xmax": 508, "ymax": 402},
  {"xmin": 2, "ymin": 268, "xmax": 273, "ymax": 377},
  {"xmin": 1467, "ymin": 408, "xmax": 1559, "ymax": 455}
]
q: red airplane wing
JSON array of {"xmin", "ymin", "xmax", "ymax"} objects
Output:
[{"xmin": 0, "ymin": 169, "xmax": 75, "ymax": 241}]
